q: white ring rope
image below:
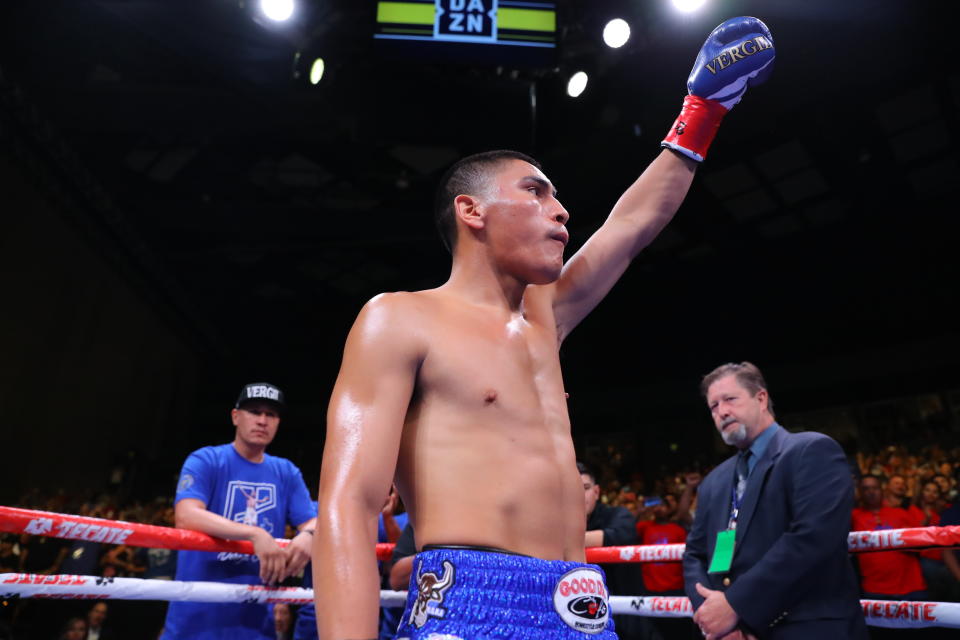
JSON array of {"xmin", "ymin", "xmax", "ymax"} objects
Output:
[
  {"xmin": 3, "ymin": 573, "xmax": 959, "ymax": 629},
  {"xmin": 5, "ymin": 507, "xmax": 960, "ymax": 628}
]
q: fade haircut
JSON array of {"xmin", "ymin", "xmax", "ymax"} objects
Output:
[
  {"xmin": 433, "ymin": 149, "xmax": 542, "ymax": 254},
  {"xmin": 700, "ymin": 361, "xmax": 775, "ymax": 418}
]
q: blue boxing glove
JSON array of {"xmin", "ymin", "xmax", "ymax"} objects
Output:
[{"xmin": 662, "ymin": 16, "xmax": 774, "ymax": 162}]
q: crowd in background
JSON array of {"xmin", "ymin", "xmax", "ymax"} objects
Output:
[{"xmin": 4, "ymin": 439, "xmax": 960, "ymax": 638}]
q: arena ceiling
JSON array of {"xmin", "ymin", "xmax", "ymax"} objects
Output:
[{"xmin": 2, "ymin": 0, "xmax": 958, "ymax": 436}]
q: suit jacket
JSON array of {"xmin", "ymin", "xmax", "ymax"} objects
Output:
[{"xmin": 683, "ymin": 426, "xmax": 867, "ymax": 639}]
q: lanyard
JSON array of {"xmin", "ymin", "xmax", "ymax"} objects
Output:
[{"xmin": 728, "ymin": 483, "xmax": 742, "ymax": 530}]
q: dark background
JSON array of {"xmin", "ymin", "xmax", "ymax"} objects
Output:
[{"xmin": 2, "ymin": 0, "xmax": 958, "ymax": 503}]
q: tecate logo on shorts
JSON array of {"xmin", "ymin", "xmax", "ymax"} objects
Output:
[{"xmin": 553, "ymin": 568, "xmax": 609, "ymax": 634}]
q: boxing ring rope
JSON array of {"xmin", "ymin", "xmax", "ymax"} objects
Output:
[
  {"xmin": 4, "ymin": 506, "xmax": 960, "ymax": 629},
  {"xmin": 0, "ymin": 506, "xmax": 394, "ymax": 562},
  {"xmin": 4, "ymin": 506, "xmax": 956, "ymax": 563},
  {"xmin": 3, "ymin": 573, "xmax": 958, "ymax": 629}
]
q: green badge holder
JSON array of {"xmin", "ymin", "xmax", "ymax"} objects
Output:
[{"xmin": 708, "ymin": 529, "xmax": 736, "ymax": 574}]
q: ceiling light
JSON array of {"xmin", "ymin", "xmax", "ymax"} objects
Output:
[
  {"xmin": 603, "ymin": 19, "xmax": 631, "ymax": 49},
  {"xmin": 309, "ymin": 58, "xmax": 325, "ymax": 85},
  {"xmin": 260, "ymin": 0, "xmax": 294, "ymax": 22},
  {"xmin": 567, "ymin": 71, "xmax": 588, "ymax": 98},
  {"xmin": 672, "ymin": 0, "xmax": 707, "ymax": 12}
]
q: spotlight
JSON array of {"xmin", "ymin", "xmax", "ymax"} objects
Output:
[
  {"xmin": 293, "ymin": 50, "xmax": 337, "ymax": 87},
  {"xmin": 602, "ymin": 19, "xmax": 631, "ymax": 49},
  {"xmin": 260, "ymin": 0, "xmax": 294, "ymax": 22},
  {"xmin": 672, "ymin": 0, "xmax": 707, "ymax": 12},
  {"xmin": 309, "ymin": 58, "xmax": 325, "ymax": 85},
  {"xmin": 566, "ymin": 71, "xmax": 588, "ymax": 98}
]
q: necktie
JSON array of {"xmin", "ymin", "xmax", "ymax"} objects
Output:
[{"xmin": 735, "ymin": 450, "xmax": 752, "ymax": 502}]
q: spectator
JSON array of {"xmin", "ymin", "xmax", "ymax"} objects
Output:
[
  {"xmin": 674, "ymin": 471, "xmax": 701, "ymax": 528},
  {"xmin": 85, "ymin": 601, "xmax": 112, "ymax": 640},
  {"xmin": 57, "ymin": 617, "xmax": 86, "ymax": 640},
  {"xmin": 377, "ymin": 487, "xmax": 408, "ymax": 640},
  {"xmin": 54, "ymin": 504, "xmax": 101, "ymax": 578},
  {"xmin": 933, "ymin": 474, "xmax": 954, "ymax": 507},
  {"xmin": 0, "ymin": 535, "xmax": 19, "ymax": 573},
  {"xmin": 99, "ymin": 544, "xmax": 145, "ymax": 578},
  {"xmin": 143, "ymin": 507, "xmax": 177, "ymax": 581},
  {"xmin": 388, "ymin": 522, "xmax": 417, "ymax": 592},
  {"xmin": 851, "ymin": 474, "xmax": 927, "ymax": 599},
  {"xmin": 913, "ymin": 481, "xmax": 960, "ymax": 602},
  {"xmin": 915, "ymin": 480, "xmax": 943, "ymax": 527},
  {"xmin": 161, "ymin": 382, "xmax": 316, "ymax": 639},
  {"xmin": 59, "ymin": 538, "xmax": 102, "ymax": 577},
  {"xmin": 884, "ymin": 474, "xmax": 910, "ymax": 508},
  {"xmin": 271, "ymin": 604, "xmax": 294, "ymax": 640},
  {"xmin": 379, "ymin": 485, "xmax": 406, "ymax": 545},
  {"xmin": 937, "ymin": 500, "xmax": 960, "ymax": 601},
  {"xmin": 19, "ymin": 534, "xmax": 67, "ymax": 576},
  {"xmin": 581, "ymin": 462, "xmax": 637, "ymax": 550},
  {"xmin": 579, "ymin": 462, "xmax": 645, "ymax": 640},
  {"xmin": 636, "ymin": 495, "xmax": 686, "ymax": 595},
  {"xmin": 636, "ymin": 493, "xmax": 688, "ymax": 640}
]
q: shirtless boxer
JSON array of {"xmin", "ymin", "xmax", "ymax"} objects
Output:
[{"xmin": 315, "ymin": 17, "xmax": 775, "ymax": 640}]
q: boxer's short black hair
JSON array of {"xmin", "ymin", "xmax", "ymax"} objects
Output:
[{"xmin": 433, "ymin": 150, "xmax": 541, "ymax": 254}]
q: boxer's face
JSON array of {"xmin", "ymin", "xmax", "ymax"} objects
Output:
[
  {"xmin": 706, "ymin": 374, "xmax": 768, "ymax": 448},
  {"xmin": 481, "ymin": 160, "xmax": 569, "ymax": 285},
  {"xmin": 232, "ymin": 401, "xmax": 280, "ymax": 448}
]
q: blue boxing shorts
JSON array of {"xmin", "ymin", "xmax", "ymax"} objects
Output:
[{"xmin": 393, "ymin": 546, "xmax": 617, "ymax": 640}]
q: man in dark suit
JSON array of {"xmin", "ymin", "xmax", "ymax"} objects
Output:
[{"xmin": 684, "ymin": 362, "xmax": 867, "ymax": 640}]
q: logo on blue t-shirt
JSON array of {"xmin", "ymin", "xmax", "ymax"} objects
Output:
[
  {"xmin": 178, "ymin": 473, "xmax": 194, "ymax": 492},
  {"xmin": 224, "ymin": 481, "xmax": 277, "ymax": 534}
]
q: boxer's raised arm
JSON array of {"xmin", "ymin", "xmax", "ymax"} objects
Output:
[
  {"xmin": 314, "ymin": 293, "xmax": 424, "ymax": 640},
  {"xmin": 551, "ymin": 16, "xmax": 775, "ymax": 342},
  {"xmin": 551, "ymin": 150, "xmax": 696, "ymax": 341}
]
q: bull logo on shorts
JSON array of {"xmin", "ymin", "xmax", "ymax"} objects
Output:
[{"xmin": 409, "ymin": 560, "xmax": 456, "ymax": 628}]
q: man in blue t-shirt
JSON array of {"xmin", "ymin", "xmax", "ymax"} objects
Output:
[{"xmin": 161, "ymin": 382, "xmax": 317, "ymax": 640}]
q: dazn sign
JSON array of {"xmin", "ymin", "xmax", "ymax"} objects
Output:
[{"xmin": 436, "ymin": 0, "xmax": 498, "ymax": 43}]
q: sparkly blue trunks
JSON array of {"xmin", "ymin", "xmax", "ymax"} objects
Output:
[{"xmin": 393, "ymin": 546, "xmax": 617, "ymax": 639}]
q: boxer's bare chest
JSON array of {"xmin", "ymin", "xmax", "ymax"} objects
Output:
[{"xmin": 415, "ymin": 305, "xmax": 567, "ymax": 423}]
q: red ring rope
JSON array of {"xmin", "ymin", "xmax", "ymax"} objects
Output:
[{"xmin": 3, "ymin": 505, "xmax": 959, "ymax": 565}]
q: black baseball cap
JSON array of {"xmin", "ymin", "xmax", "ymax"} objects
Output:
[{"xmin": 235, "ymin": 382, "xmax": 285, "ymax": 412}]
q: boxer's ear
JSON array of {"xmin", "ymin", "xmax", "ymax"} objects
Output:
[{"xmin": 455, "ymin": 194, "xmax": 485, "ymax": 231}]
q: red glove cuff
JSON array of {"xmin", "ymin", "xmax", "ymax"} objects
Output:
[{"xmin": 661, "ymin": 94, "xmax": 729, "ymax": 162}]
